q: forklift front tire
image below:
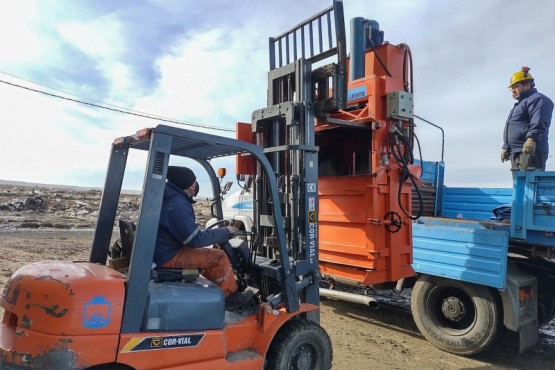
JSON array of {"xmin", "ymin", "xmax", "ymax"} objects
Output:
[{"xmin": 265, "ymin": 319, "xmax": 332, "ymax": 370}]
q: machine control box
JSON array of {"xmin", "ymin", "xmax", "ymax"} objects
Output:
[{"xmin": 387, "ymin": 91, "xmax": 414, "ymax": 119}]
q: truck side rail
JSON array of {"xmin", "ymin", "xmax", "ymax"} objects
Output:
[{"xmin": 441, "ymin": 187, "xmax": 513, "ymax": 220}]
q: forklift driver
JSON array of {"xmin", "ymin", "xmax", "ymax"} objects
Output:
[{"xmin": 154, "ymin": 166, "xmax": 254, "ymax": 309}]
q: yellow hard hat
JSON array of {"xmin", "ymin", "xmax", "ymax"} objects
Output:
[{"xmin": 508, "ymin": 66, "xmax": 534, "ymax": 87}]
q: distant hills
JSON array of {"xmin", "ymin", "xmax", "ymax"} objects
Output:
[{"xmin": 0, "ymin": 179, "xmax": 139, "ymax": 194}]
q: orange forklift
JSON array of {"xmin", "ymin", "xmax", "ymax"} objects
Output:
[{"xmin": 0, "ymin": 2, "xmax": 348, "ymax": 369}]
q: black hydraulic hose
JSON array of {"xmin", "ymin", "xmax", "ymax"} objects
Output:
[
  {"xmin": 398, "ymin": 44, "xmax": 445, "ymax": 170},
  {"xmin": 399, "ymin": 43, "xmax": 413, "ymax": 94},
  {"xmin": 399, "ymin": 44, "xmax": 446, "ymax": 220},
  {"xmin": 368, "ymin": 40, "xmax": 422, "ymax": 220},
  {"xmin": 248, "ymin": 232, "xmax": 258, "ymax": 269},
  {"xmin": 413, "ymin": 132, "xmax": 424, "ymax": 166},
  {"xmin": 392, "ymin": 149, "xmax": 422, "ymax": 220},
  {"xmin": 400, "ymin": 173, "xmax": 422, "ymax": 220},
  {"xmin": 399, "ymin": 43, "xmax": 415, "ymax": 163},
  {"xmin": 398, "ymin": 43, "xmax": 422, "ymax": 219},
  {"xmin": 390, "ymin": 129, "xmax": 423, "ymax": 220},
  {"xmin": 367, "ymin": 39, "xmax": 392, "ymax": 78}
]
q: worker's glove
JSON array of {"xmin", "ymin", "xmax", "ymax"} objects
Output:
[
  {"xmin": 523, "ymin": 138, "xmax": 536, "ymax": 155},
  {"xmin": 500, "ymin": 149, "xmax": 509, "ymax": 162},
  {"xmin": 226, "ymin": 226, "xmax": 239, "ymax": 238}
]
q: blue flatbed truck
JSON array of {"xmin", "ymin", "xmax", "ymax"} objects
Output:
[{"xmin": 410, "ymin": 161, "xmax": 555, "ymax": 355}]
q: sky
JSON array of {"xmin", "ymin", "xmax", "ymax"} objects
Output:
[{"xmin": 1, "ymin": 0, "xmax": 555, "ymax": 196}]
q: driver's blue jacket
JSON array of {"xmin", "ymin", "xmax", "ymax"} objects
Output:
[{"xmin": 154, "ymin": 182, "xmax": 231, "ymax": 266}]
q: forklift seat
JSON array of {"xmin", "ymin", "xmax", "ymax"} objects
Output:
[
  {"xmin": 117, "ymin": 220, "xmax": 199, "ymax": 282},
  {"xmin": 153, "ymin": 268, "xmax": 199, "ymax": 283},
  {"xmin": 118, "ymin": 219, "xmax": 135, "ymax": 261},
  {"xmin": 107, "ymin": 219, "xmax": 136, "ymax": 271}
]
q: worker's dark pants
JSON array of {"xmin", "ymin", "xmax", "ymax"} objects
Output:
[
  {"xmin": 510, "ymin": 152, "xmax": 548, "ymax": 174},
  {"xmin": 161, "ymin": 247, "xmax": 237, "ymax": 297}
]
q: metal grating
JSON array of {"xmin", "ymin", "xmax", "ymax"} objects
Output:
[
  {"xmin": 168, "ymin": 137, "xmax": 247, "ymax": 160},
  {"xmin": 269, "ymin": 1, "xmax": 345, "ymax": 69},
  {"xmin": 125, "ymin": 125, "xmax": 255, "ymax": 161},
  {"xmin": 153, "ymin": 151, "xmax": 166, "ymax": 175}
]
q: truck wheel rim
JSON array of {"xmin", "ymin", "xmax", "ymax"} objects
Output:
[{"xmin": 427, "ymin": 285, "xmax": 476, "ymax": 335}]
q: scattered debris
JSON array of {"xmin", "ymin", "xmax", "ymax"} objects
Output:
[
  {"xmin": 0, "ymin": 183, "xmax": 212, "ymax": 230},
  {"xmin": 24, "ymin": 197, "xmax": 44, "ymax": 210},
  {"xmin": 0, "ymin": 184, "xmax": 137, "ymax": 230}
]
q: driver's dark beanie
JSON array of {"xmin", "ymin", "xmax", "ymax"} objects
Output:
[{"xmin": 167, "ymin": 166, "xmax": 196, "ymax": 189}]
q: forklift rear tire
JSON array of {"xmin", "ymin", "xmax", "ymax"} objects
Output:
[
  {"xmin": 265, "ymin": 319, "xmax": 332, "ymax": 370},
  {"xmin": 411, "ymin": 275, "xmax": 504, "ymax": 356}
]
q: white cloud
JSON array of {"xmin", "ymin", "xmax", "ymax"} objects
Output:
[
  {"xmin": 0, "ymin": 2, "xmax": 41, "ymax": 62},
  {"xmin": 101, "ymin": 61, "xmax": 134, "ymax": 102},
  {"xmin": 1, "ymin": 0, "xmax": 555, "ymax": 192},
  {"xmin": 0, "ymin": 80, "xmax": 89, "ymax": 184},
  {"xmin": 135, "ymin": 25, "xmax": 267, "ymax": 131},
  {"xmin": 56, "ymin": 15, "xmax": 126, "ymax": 60},
  {"xmin": 55, "ymin": 14, "xmax": 137, "ymax": 103}
]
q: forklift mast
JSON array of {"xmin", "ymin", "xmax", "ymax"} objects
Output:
[{"xmin": 236, "ymin": 1, "xmax": 347, "ymax": 315}]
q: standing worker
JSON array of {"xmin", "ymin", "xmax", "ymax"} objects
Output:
[
  {"xmin": 154, "ymin": 166, "xmax": 253, "ymax": 309},
  {"xmin": 501, "ymin": 66, "xmax": 554, "ymax": 172}
]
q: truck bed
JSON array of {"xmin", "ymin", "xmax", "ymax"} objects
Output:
[
  {"xmin": 412, "ymin": 217, "xmax": 509, "ymax": 289},
  {"xmin": 412, "ymin": 171, "xmax": 555, "ymax": 291}
]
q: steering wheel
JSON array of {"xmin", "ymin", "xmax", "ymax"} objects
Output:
[{"xmin": 207, "ymin": 219, "xmax": 230, "ymax": 229}]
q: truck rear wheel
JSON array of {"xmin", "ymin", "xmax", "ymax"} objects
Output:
[
  {"xmin": 411, "ymin": 275, "xmax": 504, "ymax": 356},
  {"xmin": 265, "ymin": 319, "xmax": 332, "ymax": 370},
  {"xmin": 538, "ymin": 298, "xmax": 555, "ymax": 327}
]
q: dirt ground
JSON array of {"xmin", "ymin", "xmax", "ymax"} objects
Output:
[{"xmin": 0, "ymin": 183, "xmax": 554, "ymax": 369}]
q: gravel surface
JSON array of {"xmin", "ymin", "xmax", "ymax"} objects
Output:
[{"xmin": 0, "ymin": 182, "xmax": 554, "ymax": 369}]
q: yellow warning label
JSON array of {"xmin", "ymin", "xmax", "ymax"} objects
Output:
[
  {"xmin": 308, "ymin": 211, "xmax": 316, "ymax": 223},
  {"xmin": 121, "ymin": 337, "xmax": 145, "ymax": 353}
]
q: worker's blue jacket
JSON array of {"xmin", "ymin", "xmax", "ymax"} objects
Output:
[
  {"xmin": 154, "ymin": 182, "xmax": 231, "ymax": 266},
  {"xmin": 503, "ymin": 88, "xmax": 553, "ymax": 154}
]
